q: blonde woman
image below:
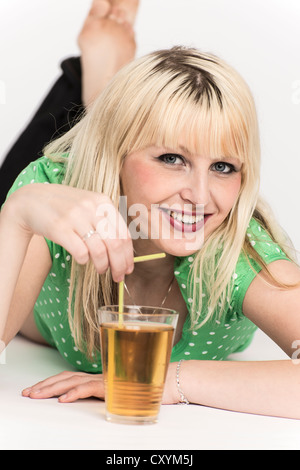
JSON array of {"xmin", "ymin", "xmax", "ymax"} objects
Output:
[{"xmin": 1, "ymin": 18, "xmax": 300, "ymax": 419}]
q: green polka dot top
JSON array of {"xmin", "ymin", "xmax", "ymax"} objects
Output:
[{"xmin": 6, "ymin": 157, "xmax": 290, "ymax": 372}]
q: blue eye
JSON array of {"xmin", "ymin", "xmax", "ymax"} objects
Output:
[
  {"xmin": 213, "ymin": 162, "xmax": 236, "ymax": 174},
  {"xmin": 158, "ymin": 153, "xmax": 184, "ymax": 165}
]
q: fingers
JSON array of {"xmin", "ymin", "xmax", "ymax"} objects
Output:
[
  {"xmin": 22, "ymin": 371, "xmax": 105, "ymax": 403},
  {"xmin": 58, "ymin": 381, "xmax": 104, "ymax": 403},
  {"xmin": 94, "ymin": 205, "xmax": 134, "ymax": 281},
  {"xmin": 76, "ymin": 201, "xmax": 133, "ymax": 281},
  {"xmin": 82, "ymin": 231, "xmax": 110, "ymax": 273},
  {"xmin": 83, "ymin": 231, "xmax": 134, "ymax": 282},
  {"xmin": 15, "ymin": 183, "xmax": 134, "ymax": 281},
  {"xmin": 56, "ymin": 229, "xmax": 90, "ymax": 266},
  {"xmin": 69, "ymin": 226, "xmax": 133, "ymax": 282},
  {"xmin": 49, "ymin": 192, "xmax": 134, "ymax": 280}
]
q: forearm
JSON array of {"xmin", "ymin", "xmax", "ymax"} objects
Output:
[
  {"xmin": 172, "ymin": 359, "xmax": 300, "ymax": 419},
  {"xmin": 0, "ymin": 204, "xmax": 32, "ymax": 342}
]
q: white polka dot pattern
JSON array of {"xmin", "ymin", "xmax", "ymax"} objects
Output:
[{"xmin": 7, "ymin": 157, "xmax": 290, "ymax": 371}]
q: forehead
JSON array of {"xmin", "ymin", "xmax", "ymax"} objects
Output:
[{"xmin": 129, "ymin": 100, "xmax": 246, "ymax": 164}]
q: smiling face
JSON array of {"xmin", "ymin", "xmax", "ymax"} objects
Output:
[
  {"xmin": 95, "ymin": 48, "xmax": 259, "ymax": 257},
  {"xmin": 120, "ymin": 143, "xmax": 242, "ymax": 257}
]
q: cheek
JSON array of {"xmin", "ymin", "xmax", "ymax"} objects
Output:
[
  {"xmin": 121, "ymin": 161, "xmax": 163, "ymax": 204},
  {"xmin": 133, "ymin": 162, "xmax": 156, "ymax": 188},
  {"xmin": 229, "ymin": 175, "xmax": 242, "ymax": 201},
  {"xmin": 215, "ymin": 175, "xmax": 242, "ymax": 212}
]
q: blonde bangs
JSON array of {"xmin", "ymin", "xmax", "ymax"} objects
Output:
[{"xmin": 116, "ymin": 73, "xmax": 249, "ymax": 171}]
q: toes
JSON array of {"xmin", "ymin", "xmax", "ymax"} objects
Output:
[
  {"xmin": 89, "ymin": 0, "xmax": 111, "ymax": 19},
  {"xmin": 109, "ymin": 7, "xmax": 127, "ymax": 24},
  {"xmin": 111, "ymin": 1, "xmax": 139, "ymax": 25}
]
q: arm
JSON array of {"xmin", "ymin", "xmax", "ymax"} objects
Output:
[
  {"xmin": 0, "ymin": 191, "xmax": 55, "ymax": 345},
  {"xmin": 0, "ymin": 183, "xmax": 134, "ymax": 349},
  {"xmin": 0, "ymin": 200, "xmax": 34, "ymax": 342},
  {"xmin": 165, "ymin": 357, "xmax": 300, "ymax": 419},
  {"xmin": 22, "ymin": 259, "xmax": 300, "ymax": 419},
  {"xmin": 163, "ymin": 260, "xmax": 300, "ymax": 419},
  {"xmin": 1, "ymin": 234, "xmax": 52, "ymax": 346}
]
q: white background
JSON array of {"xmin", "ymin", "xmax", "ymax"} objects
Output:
[{"xmin": 0, "ymin": 0, "xmax": 299, "ymax": 250}]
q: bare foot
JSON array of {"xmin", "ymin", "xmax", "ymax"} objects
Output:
[
  {"xmin": 78, "ymin": 0, "xmax": 139, "ymax": 106},
  {"xmin": 111, "ymin": 0, "xmax": 139, "ymax": 24}
]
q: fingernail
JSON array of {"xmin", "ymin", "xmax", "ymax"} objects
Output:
[
  {"xmin": 22, "ymin": 388, "xmax": 31, "ymax": 396},
  {"xmin": 126, "ymin": 265, "xmax": 134, "ymax": 275},
  {"xmin": 58, "ymin": 394, "xmax": 68, "ymax": 402}
]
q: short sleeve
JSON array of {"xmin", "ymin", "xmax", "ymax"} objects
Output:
[
  {"xmin": 231, "ymin": 218, "xmax": 291, "ymax": 316},
  {"xmin": 4, "ymin": 156, "xmax": 66, "ymax": 201},
  {"xmin": 3, "ymin": 156, "xmax": 66, "ymax": 259}
]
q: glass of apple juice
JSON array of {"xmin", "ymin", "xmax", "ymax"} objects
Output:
[{"xmin": 98, "ymin": 305, "xmax": 179, "ymax": 425}]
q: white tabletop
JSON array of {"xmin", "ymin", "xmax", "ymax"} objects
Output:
[{"xmin": 1, "ymin": 331, "xmax": 300, "ymax": 451}]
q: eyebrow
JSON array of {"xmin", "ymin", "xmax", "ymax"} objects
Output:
[
  {"xmin": 178, "ymin": 145, "xmax": 241, "ymax": 164},
  {"xmin": 178, "ymin": 145, "xmax": 193, "ymax": 156}
]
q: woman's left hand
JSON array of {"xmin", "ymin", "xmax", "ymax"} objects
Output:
[
  {"xmin": 22, "ymin": 371, "xmax": 105, "ymax": 403},
  {"xmin": 22, "ymin": 362, "xmax": 181, "ymax": 404}
]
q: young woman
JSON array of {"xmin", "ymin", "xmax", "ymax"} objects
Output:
[{"xmin": 1, "ymin": 6, "xmax": 300, "ymax": 420}]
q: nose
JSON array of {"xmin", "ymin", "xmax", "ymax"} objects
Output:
[{"xmin": 179, "ymin": 171, "xmax": 210, "ymax": 207}]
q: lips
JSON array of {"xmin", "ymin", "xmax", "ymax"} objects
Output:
[
  {"xmin": 168, "ymin": 210, "xmax": 203, "ymax": 225},
  {"xmin": 160, "ymin": 208, "xmax": 207, "ymax": 233}
]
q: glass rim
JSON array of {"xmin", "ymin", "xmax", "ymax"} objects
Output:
[{"xmin": 98, "ymin": 304, "xmax": 179, "ymax": 316}]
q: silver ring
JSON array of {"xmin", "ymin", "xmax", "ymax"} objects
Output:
[{"xmin": 82, "ymin": 229, "xmax": 97, "ymax": 241}]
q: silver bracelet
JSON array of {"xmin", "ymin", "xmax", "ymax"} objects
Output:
[{"xmin": 176, "ymin": 359, "xmax": 190, "ymax": 404}]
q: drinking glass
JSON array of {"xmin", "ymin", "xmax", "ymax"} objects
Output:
[{"xmin": 99, "ymin": 305, "xmax": 179, "ymax": 425}]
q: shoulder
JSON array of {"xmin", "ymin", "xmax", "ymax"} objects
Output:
[
  {"xmin": 244, "ymin": 217, "xmax": 287, "ymax": 260},
  {"xmin": 3, "ymin": 156, "xmax": 69, "ymax": 262},
  {"xmin": 174, "ymin": 218, "xmax": 292, "ymax": 315},
  {"xmin": 242, "ymin": 258, "xmax": 300, "ymax": 356},
  {"xmin": 235, "ymin": 216, "xmax": 290, "ymax": 281},
  {"xmin": 175, "ymin": 217, "xmax": 289, "ymax": 282},
  {"xmin": 5, "ymin": 156, "xmax": 66, "ymax": 200},
  {"xmin": 230, "ymin": 217, "xmax": 291, "ymax": 313}
]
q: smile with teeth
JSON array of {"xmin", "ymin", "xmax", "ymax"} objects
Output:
[{"xmin": 167, "ymin": 210, "xmax": 204, "ymax": 225}]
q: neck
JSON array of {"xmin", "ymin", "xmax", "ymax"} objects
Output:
[
  {"xmin": 132, "ymin": 254, "xmax": 174, "ymax": 282},
  {"xmin": 132, "ymin": 240, "xmax": 175, "ymax": 281},
  {"xmin": 123, "ymin": 245, "xmax": 178, "ymax": 313}
]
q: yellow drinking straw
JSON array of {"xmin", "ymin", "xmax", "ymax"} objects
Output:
[
  {"xmin": 133, "ymin": 253, "xmax": 166, "ymax": 264},
  {"xmin": 118, "ymin": 253, "xmax": 166, "ymax": 324},
  {"xmin": 118, "ymin": 280, "xmax": 125, "ymax": 313}
]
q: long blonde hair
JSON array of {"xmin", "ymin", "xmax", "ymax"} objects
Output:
[{"xmin": 44, "ymin": 46, "xmax": 296, "ymax": 355}]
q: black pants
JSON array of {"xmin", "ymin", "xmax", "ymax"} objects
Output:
[{"xmin": 0, "ymin": 57, "xmax": 83, "ymax": 206}]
